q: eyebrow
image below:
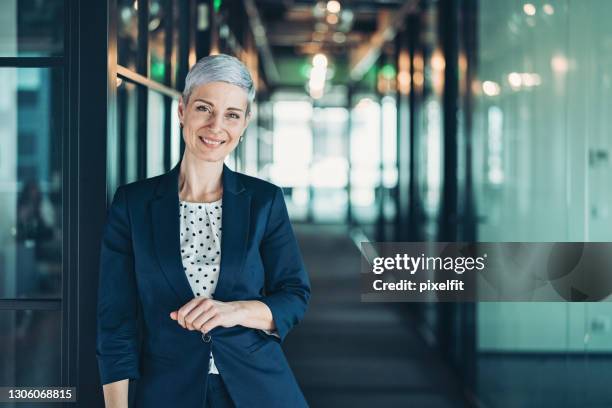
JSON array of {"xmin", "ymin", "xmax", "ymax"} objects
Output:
[{"xmin": 193, "ymin": 98, "xmax": 245, "ymax": 113}]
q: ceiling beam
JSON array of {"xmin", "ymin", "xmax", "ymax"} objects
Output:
[
  {"xmin": 243, "ymin": 0, "xmax": 280, "ymax": 84},
  {"xmin": 349, "ymin": 0, "xmax": 420, "ymax": 81}
]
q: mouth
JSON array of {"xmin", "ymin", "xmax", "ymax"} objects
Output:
[{"xmin": 198, "ymin": 136, "xmax": 226, "ymax": 147}]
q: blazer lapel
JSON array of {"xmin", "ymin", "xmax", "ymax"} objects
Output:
[
  {"xmin": 214, "ymin": 164, "xmax": 251, "ymax": 302},
  {"xmin": 151, "ymin": 161, "xmax": 195, "ymax": 305},
  {"xmin": 150, "ymin": 161, "xmax": 251, "ymax": 305}
]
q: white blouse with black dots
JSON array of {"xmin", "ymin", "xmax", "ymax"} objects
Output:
[{"xmin": 179, "ymin": 198, "xmax": 223, "ymax": 374}]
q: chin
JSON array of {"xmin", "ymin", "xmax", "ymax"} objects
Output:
[
  {"xmin": 197, "ymin": 153, "xmax": 225, "ymax": 163},
  {"xmin": 193, "ymin": 150, "xmax": 227, "ymax": 163}
]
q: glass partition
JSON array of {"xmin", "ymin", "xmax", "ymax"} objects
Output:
[
  {"xmin": 473, "ymin": 1, "xmax": 612, "ymax": 407},
  {"xmin": 0, "ymin": 0, "xmax": 64, "ymax": 57},
  {"xmin": 147, "ymin": 89, "xmax": 166, "ymax": 177},
  {"xmin": 0, "ymin": 310, "xmax": 61, "ymax": 387},
  {"xmin": 0, "ymin": 67, "xmax": 62, "ymax": 299}
]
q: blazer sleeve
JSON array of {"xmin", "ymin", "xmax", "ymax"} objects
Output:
[
  {"xmin": 258, "ymin": 186, "xmax": 311, "ymax": 342},
  {"xmin": 96, "ymin": 186, "xmax": 141, "ymax": 385}
]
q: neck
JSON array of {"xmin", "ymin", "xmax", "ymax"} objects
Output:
[{"xmin": 178, "ymin": 150, "xmax": 224, "ymax": 202}]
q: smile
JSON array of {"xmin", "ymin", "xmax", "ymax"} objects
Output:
[{"xmin": 199, "ymin": 136, "xmax": 226, "ymax": 147}]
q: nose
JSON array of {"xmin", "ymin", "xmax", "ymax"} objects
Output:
[{"xmin": 207, "ymin": 111, "xmax": 223, "ymax": 132}]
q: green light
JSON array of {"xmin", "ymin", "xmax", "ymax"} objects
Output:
[
  {"xmin": 299, "ymin": 64, "xmax": 312, "ymax": 79},
  {"xmin": 214, "ymin": 0, "xmax": 222, "ymax": 12},
  {"xmin": 151, "ymin": 60, "xmax": 165, "ymax": 82},
  {"xmin": 380, "ymin": 64, "xmax": 396, "ymax": 79}
]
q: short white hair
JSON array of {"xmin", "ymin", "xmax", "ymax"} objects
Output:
[{"xmin": 182, "ymin": 53, "xmax": 256, "ymax": 114}]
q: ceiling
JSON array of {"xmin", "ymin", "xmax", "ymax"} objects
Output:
[
  {"xmin": 254, "ymin": 0, "xmax": 406, "ymax": 59},
  {"xmin": 243, "ymin": 0, "xmax": 411, "ymax": 89}
]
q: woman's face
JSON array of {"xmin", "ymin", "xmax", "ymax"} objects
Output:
[{"xmin": 178, "ymin": 81, "xmax": 251, "ymax": 163}]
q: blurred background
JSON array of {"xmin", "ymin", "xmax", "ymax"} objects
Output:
[{"xmin": 1, "ymin": 0, "xmax": 612, "ymax": 407}]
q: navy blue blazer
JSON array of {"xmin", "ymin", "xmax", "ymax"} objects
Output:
[{"xmin": 96, "ymin": 161, "xmax": 311, "ymax": 407}]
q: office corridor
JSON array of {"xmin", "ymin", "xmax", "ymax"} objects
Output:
[{"xmin": 284, "ymin": 225, "xmax": 470, "ymax": 408}]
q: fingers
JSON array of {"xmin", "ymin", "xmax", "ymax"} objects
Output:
[
  {"xmin": 183, "ymin": 300, "xmax": 214, "ymax": 330},
  {"xmin": 192, "ymin": 307, "xmax": 219, "ymax": 332},
  {"xmin": 199, "ymin": 314, "xmax": 223, "ymax": 334},
  {"xmin": 175, "ymin": 297, "xmax": 210, "ymax": 329},
  {"xmin": 171, "ymin": 298, "xmax": 232, "ymax": 333}
]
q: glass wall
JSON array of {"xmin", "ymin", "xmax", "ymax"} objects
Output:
[
  {"xmin": 0, "ymin": 0, "xmax": 64, "ymax": 57},
  {"xmin": 0, "ymin": 68, "xmax": 63, "ymax": 299},
  {"xmin": 473, "ymin": 1, "xmax": 612, "ymax": 407},
  {"xmin": 0, "ymin": 310, "xmax": 61, "ymax": 387},
  {"xmin": 392, "ymin": 1, "xmax": 612, "ymax": 406},
  {"xmin": 0, "ymin": 0, "xmax": 65, "ymax": 394},
  {"xmin": 109, "ymin": 79, "xmax": 139, "ymax": 197},
  {"xmin": 110, "ymin": 0, "xmax": 183, "ymax": 197},
  {"xmin": 147, "ymin": 88, "xmax": 166, "ymax": 177}
]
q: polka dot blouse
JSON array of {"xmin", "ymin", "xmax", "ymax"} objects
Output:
[{"xmin": 179, "ymin": 197, "xmax": 223, "ymax": 374}]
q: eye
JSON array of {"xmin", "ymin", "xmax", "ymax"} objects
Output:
[
  {"xmin": 196, "ymin": 105, "xmax": 211, "ymax": 112},
  {"xmin": 228, "ymin": 113, "xmax": 240, "ymax": 119}
]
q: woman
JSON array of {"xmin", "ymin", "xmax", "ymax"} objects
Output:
[{"xmin": 97, "ymin": 54, "xmax": 311, "ymax": 408}]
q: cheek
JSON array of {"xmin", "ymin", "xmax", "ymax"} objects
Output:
[
  {"xmin": 186, "ymin": 116, "xmax": 206, "ymax": 128},
  {"xmin": 184, "ymin": 110, "xmax": 210, "ymax": 125},
  {"xmin": 228, "ymin": 122, "xmax": 245, "ymax": 135}
]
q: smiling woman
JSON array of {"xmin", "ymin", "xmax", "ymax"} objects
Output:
[
  {"xmin": 178, "ymin": 81, "xmax": 250, "ymax": 165},
  {"xmin": 97, "ymin": 54, "xmax": 311, "ymax": 408}
]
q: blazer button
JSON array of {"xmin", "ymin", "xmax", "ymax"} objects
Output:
[{"xmin": 202, "ymin": 333, "xmax": 211, "ymax": 343}]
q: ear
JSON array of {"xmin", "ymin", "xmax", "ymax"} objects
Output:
[
  {"xmin": 243, "ymin": 110, "xmax": 252, "ymax": 128},
  {"xmin": 178, "ymin": 96, "xmax": 186, "ymax": 124}
]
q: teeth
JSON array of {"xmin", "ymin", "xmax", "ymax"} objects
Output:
[{"xmin": 202, "ymin": 137, "xmax": 222, "ymax": 145}]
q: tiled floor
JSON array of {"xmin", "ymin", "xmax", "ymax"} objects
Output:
[
  {"xmin": 283, "ymin": 224, "xmax": 612, "ymax": 408},
  {"xmin": 283, "ymin": 224, "xmax": 470, "ymax": 408}
]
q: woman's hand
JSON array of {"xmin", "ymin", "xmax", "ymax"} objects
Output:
[
  {"xmin": 170, "ymin": 298, "xmax": 277, "ymax": 333},
  {"xmin": 170, "ymin": 298, "xmax": 244, "ymax": 333}
]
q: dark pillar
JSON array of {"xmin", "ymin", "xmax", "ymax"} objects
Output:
[
  {"xmin": 437, "ymin": 0, "xmax": 459, "ymax": 242},
  {"xmin": 70, "ymin": 0, "xmax": 114, "ymax": 405},
  {"xmin": 163, "ymin": 0, "xmax": 174, "ymax": 170},
  {"xmin": 136, "ymin": 0, "xmax": 149, "ymax": 179},
  {"xmin": 177, "ymin": 0, "xmax": 192, "ymax": 156},
  {"xmin": 346, "ymin": 84, "xmax": 354, "ymax": 226},
  {"xmin": 195, "ymin": 0, "xmax": 214, "ymax": 58},
  {"xmin": 407, "ymin": 13, "xmax": 424, "ymax": 242},
  {"xmin": 376, "ymin": 58, "xmax": 385, "ymax": 242},
  {"xmin": 461, "ymin": 0, "xmax": 478, "ymax": 243}
]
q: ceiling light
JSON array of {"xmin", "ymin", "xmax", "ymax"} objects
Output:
[
  {"xmin": 326, "ymin": 14, "xmax": 338, "ymax": 24},
  {"xmin": 523, "ymin": 3, "xmax": 536, "ymax": 16},
  {"xmin": 327, "ymin": 0, "xmax": 341, "ymax": 14},
  {"xmin": 543, "ymin": 4, "xmax": 554, "ymax": 15},
  {"xmin": 313, "ymin": 53, "xmax": 328, "ymax": 67},
  {"xmin": 482, "ymin": 81, "xmax": 500, "ymax": 96},
  {"xmin": 508, "ymin": 72, "xmax": 522, "ymax": 87}
]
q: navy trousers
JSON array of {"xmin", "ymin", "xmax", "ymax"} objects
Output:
[{"xmin": 205, "ymin": 374, "xmax": 235, "ymax": 408}]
